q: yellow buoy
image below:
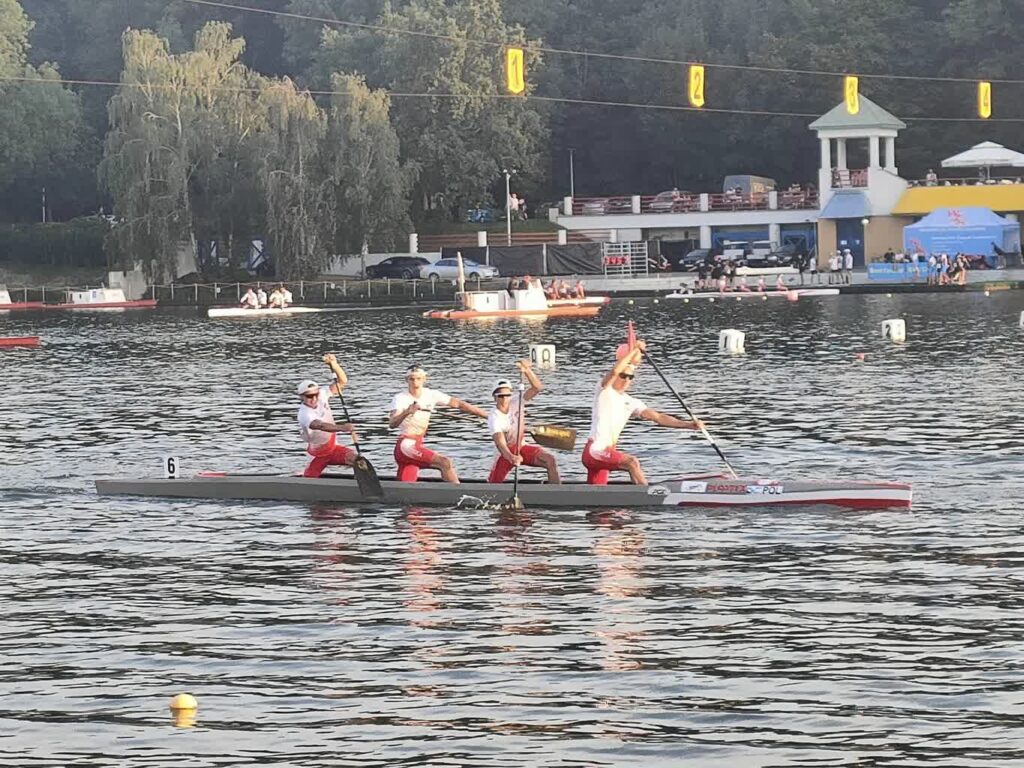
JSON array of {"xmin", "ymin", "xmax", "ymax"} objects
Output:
[
  {"xmin": 984, "ymin": 290, "xmax": 991, "ymax": 297},
  {"xmin": 170, "ymin": 693, "xmax": 198, "ymax": 711},
  {"xmin": 628, "ymin": 299, "xmax": 634, "ymax": 305}
]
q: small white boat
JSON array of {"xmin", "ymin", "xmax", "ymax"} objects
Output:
[{"xmin": 207, "ymin": 306, "xmax": 326, "ymax": 318}]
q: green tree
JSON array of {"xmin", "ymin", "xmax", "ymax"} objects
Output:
[
  {"xmin": 313, "ymin": 0, "xmax": 548, "ymax": 221},
  {"xmin": 258, "ymin": 77, "xmax": 335, "ymax": 278},
  {"xmin": 326, "ymin": 72, "xmax": 413, "ymax": 253}
]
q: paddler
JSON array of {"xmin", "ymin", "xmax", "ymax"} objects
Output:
[
  {"xmin": 487, "ymin": 360, "xmax": 560, "ymax": 484},
  {"xmin": 388, "ymin": 364, "xmax": 488, "ymax": 483},
  {"xmin": 240, "ymin": 286, "xmax": 259, "ymax": 309},
  {"xmin": 582, "ymin": 341, "xmax": 704, "ymax": 485},
  {"xmin": 296, "ymin": 354, "xmax": 358, "ymax": 478}
]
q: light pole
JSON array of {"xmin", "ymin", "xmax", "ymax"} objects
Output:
[
  {"xmin": 503, "ymin": 168, "xmax": 513, "ymax": 246},
  {"xmin": 568, "ymin": 149, "xmax": 575, "ymax": 198}
]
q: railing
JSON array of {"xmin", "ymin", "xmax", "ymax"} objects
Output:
[
  {"xmin": 707, "ymin": 192, "xmax": 770, "ymax": 211},
  {"xmin": 417, "ymin": 230, "xmax": 613, "ymax": 251},
  {"xmin": 908, "ymin": 175, "xmax": 1024, "ymax": 188},
  {"xmin": 148, "ymin": 278, "xmax": 483, "ymax": 306},
  {"xmin": 572, "ymin": 196, "xmax": 634, "ymax": 216},
  {"xmin": 565, "ymin": 190, "xmax": 819, "ymax": 216}
]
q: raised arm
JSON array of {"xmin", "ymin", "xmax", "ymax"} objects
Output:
[
  {"xmin": 323, "ymin": 353, "xmax": 347, "ymax": 395},
  {"xmin": 600, "ymin": 341, "xmax": 645, "ymax": 388},
  {"xmin": 516, "ymin": 359, "xmax": 542, "ymax": 401}
]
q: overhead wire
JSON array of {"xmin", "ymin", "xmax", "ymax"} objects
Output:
[{"xmin": 179, "ymin": 0, "xmax": 1024, "ymax": 85}]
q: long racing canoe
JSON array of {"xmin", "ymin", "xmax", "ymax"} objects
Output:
[{"xmin": 95, "ymin": 472, "xmax": 912, "ymax": 510}]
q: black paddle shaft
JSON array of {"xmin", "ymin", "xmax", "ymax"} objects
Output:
[{"xmin": 640, "ymin": 349, "xmax": 739, "ymax": 479}]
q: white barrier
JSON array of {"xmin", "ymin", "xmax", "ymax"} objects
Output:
[
  {"xmin": 718, "ymin": 329, "xmax": 746, "ymax": 355},
  {"xmin": 882, "ymin": 319, "xmax": 907, "ymax": 343},
  {"xmin": 529, "ymin": 344, "xmax": 557, "ymax": 369}
]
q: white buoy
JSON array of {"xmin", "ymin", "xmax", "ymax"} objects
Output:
[
  {"xmin": 529, "ymin": 344, "xmax": 556, "ymax": 369},
  {"xmin": 653, "ymin": 298, "xmax": 659, "ymax": 304},
  {"xmin": 718, "ymin": 329, "xmax": 746, "ymax": 355},
  {"xmin": 882, "ymin": 319, "xmax": 907, "ymax": 343}
]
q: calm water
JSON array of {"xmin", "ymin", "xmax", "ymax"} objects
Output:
[{"xmin": 2, "ymin": 293, "xmax": 1023, "ymax": 766}]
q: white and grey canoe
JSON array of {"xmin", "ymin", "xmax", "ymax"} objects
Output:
[
  {"xmin": 665, "ymin": 288, "xmax": 840, "ymax": 301},
  {"xmin": 207, "ymin": 306, "xmax": 328, "ymax": 318},
  {"xmin": 95, "ymin": 473, "xmax": 912, "ymax": 510}
]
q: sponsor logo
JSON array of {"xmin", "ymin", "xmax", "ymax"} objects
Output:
[
  {"xmin": 747, "ymin": 485, "xmax": 784, "ymax": 495},
  {"xmin": 708, "ymin": 484, "xmax": 747, "ymax": 493},
  {"xmin": 678, "ymin": 481, "xmax": 708, "ymax": 493},
  {"xmin": 647, "ymin": 485, "xmax": 670, "ymax": 496}
]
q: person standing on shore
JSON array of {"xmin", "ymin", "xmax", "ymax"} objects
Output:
[
  {"xmin": 809, "ymin": 253, "xmax": 820, "ymax": 284},
  {"xmin": 844, "ymin": 249, "xmax": 854, "ymax": 284}
]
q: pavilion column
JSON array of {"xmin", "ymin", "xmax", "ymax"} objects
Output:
[
  {"xmin": 869, "ymin": 136, "xmax": 881, "ymax": 169},
  {"xmin": 885, "ymin": 137, "xmax": 897, "ymax": 173},
  {"xmin": 836, "ymin": 139, "xmax": 848, "ymax": 170},
  {"xmin": 820, "ymin": 138, "xmax": 832, "ymax": 171}
]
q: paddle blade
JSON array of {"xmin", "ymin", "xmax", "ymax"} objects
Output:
[
  {"xmin": 353, "ymin": 455, "xmax": 383, "ymax": 498},
  {"xmin": 531, "ymin": 425, "xmax": 577, "ymax": 451}
]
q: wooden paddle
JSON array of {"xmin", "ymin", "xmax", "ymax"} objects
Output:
[
  {"xmin": 336, "ymin": 390, "xmax": 384, "ymax": 498},
  {"xmin": 441, "ymin": 412, "xmax": 576, "ymax": 451}
]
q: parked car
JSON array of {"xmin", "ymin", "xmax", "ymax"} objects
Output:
[
  {"xmin": 747, "ymin": 243, "xmax": 802, "ymax": 268},
  {"xmin": 581, "ymin": 197, "xmax": 632, "ymax": 215},
  {"xmin": 673, "ymin": 248, "xmax": 716, "ymax": 272},
  {"xmin": 366, "ymin": 256, "xmax": 430, "ymax": 279},
  {"xmin": 420, "ymin": 258, "xmax": 500, "ymax": 280}
]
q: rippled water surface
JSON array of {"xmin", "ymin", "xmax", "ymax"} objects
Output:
[{"xmin": 2, "ymin": 294, "xmax": 1024, "ymax": 766}]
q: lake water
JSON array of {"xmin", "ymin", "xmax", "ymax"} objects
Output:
[{"xmin": 2, "ymin": 293, "xmax": 1023, "ymax": 766}]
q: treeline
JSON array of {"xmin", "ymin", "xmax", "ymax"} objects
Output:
[{"xmin": 1, "ymin": 0, "xmax": 1022, "ymax": 276}]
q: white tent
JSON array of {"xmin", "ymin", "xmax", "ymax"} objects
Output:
[{"xmin": 941, "ymin": 141, "xmax": 1024, "ymax": 176}]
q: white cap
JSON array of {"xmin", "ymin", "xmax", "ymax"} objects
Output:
[
  {"xmin": 296, "ymin": 379, "xmax": 319, "ymax": 396},
  {"xmin": 491, "ymin": 379, "xmax": 513, "ymax": 395}
]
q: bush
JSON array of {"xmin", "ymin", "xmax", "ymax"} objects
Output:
[{"xmin": 0, "ymin": 217, "xmax": 109, "ymax": 268}]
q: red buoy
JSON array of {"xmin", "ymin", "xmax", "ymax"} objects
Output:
[{"xmin": 0, "ymin": 336, "xmax": 40, "ymax": 348}]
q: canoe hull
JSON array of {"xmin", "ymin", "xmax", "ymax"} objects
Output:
[
  {"xmin": 208, "ymin": 306, "xmax": 323, "ymax": 318},
  {"xmin": 95, "ymin": 473, "xmax": 912, "ymax": 510},
  {"xmin": 666, "ymin": 289, "xmax": 840, "ymax": 301},
  {"xmin": 0, "ymin": 336, "xmax": 40, "ymax": 348},
  {"xmin": 423, "ymin": 305, "xmax": 602, "ymax": 320}
]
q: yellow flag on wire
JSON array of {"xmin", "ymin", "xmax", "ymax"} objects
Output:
[
  {"xmin": 505, "ymin": 47, "xmax": 525, "ymax": 95},
  {"xmin": 978, "ymin": 81, "xmax": 992, "ymax": 119},
  {"xmin": 844, "ymin": 76, "xmax": 860, "ymax": 115},
  {"xmin": 688, "ymin": 64, "xmax": 705, "ymax": 108}
]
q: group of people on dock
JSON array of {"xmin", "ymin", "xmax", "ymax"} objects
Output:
[
  {"xmin": 240, "ymin": 284, "xmax": 293, "ymax": 310},
  {"xmin": 295, "ymin": 341, "xmax": 703, "ymax": 486},
  {"xmin": 505, "ymin": 276, "xmax": 586, "ymax": 300}
]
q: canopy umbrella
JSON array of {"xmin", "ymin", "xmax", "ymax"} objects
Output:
[{"xmin": 941, "ymin": 141, "xmax": 1024, "ymax": 179}]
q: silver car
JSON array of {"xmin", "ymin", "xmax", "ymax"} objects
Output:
[{"xmin": 420, "ymin": 258, "xmax": 500, "ymax": 280}]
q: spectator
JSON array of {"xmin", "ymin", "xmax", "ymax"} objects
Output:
[
  {"xmin": 843, "ymin": 248, "xmax": 854, "ymax": 284},
  {"xmin": 797, "ymin": 251, "xmax": 807, "ymax": 285},
  {"xmin": 808, "ymin": 253, "xmax": 820, "ymax": 284},
  {"xmin": 925, "ymin": 169, "xmax": 938, "ymax": 186},
  {"xmin": 828, "ymin": 251, "xmax": 840, "ymax": 285},
  {"xmin": 574, "ymin": 280, "xmax": 586, "ymax": 299}
]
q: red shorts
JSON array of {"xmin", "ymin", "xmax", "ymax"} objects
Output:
[
  {"xmin": 487, "ymin": 443, "xmax": 544, "ymax": 483},
  {"xmin": 394, "ymin": 436, "xmax": 438, "ymax": 482},
  {"xmin": 581, "ymin": 439, "xmax": 628, "ymax": 485},
  {"xmin": 304, "ymin": 435, "xmax": 354, "ymax": 478}
]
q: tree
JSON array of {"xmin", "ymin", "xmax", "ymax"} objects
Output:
[
  {"xmin": 258, "ymin": 77, "xmax": 335, "ymax": 278},
  {"xmin": 313, "ymin": 0, "xmax": 548, "ymax": 221},
  {"xmin": 326, "ymin": 73, "xmax": 413, "ymax": 254}
]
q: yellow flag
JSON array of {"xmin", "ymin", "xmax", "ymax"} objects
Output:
[
  {"xmin": 978, "ymin": 81, "xmax": 992, "ymax": 119},
  {"xmin": 688, "ymin": 64, "xmax": 705, "ymax": 108},
  {"xmin": 505, "ymin": 47, "xmax": 525, "ymax": 95},
  {"xmin": 844, "ymin": 75, "xmax": 860, "ymax": 115}
]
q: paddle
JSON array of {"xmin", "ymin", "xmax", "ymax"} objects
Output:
[
  {"xmin": 503, "ymin": 379, "xmax": 527, "ymax": 510},
  {"xmin": 335, "ymin": 389, "xmax": 383, "ymax": 499},
  {"xmin": 441, "ymin": 412, "xmax": 576, "ymax": 451},
  {"xmin": 638, "ymin": 345, "xmax": 740, "ymax": 480}
]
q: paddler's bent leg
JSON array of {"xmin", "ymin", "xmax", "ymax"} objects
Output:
[
  {"xmin": 582, "ymin": 440, "xmax": 645, "ymax": 485},
  {"xmin": 304, "ymin": 441, "xmax": 356, "ymax": 478}
]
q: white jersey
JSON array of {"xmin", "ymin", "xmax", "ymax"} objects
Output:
[
  {"xmin": 257, "ymin": 289, "xmax": 268, "ymax": 307},
  {"xmin": 297, "ymin": 386, "xmax": 335, "ymax": 450},
  {"xmin": 241, "ymin": 291, "xmax": 258, "ymax": 309},
  {"xmin": 844, "ymin": 252, "xmax": 853, "ymax": 269},
  {"xmin": 390, "ymin": 387, "xmax": 451, "ymax": 437},
  {"xmin": 488, "ymin": 393, "xmax": 523, "ymax": 448},
  {"xmin": 587, "ymin": 385, "xmax": 647, "ymax": 450}
]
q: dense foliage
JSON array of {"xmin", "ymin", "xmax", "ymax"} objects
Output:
[{"xmin": 2, "ymin": 0, "xmax": 1022, "ymax": 275}]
